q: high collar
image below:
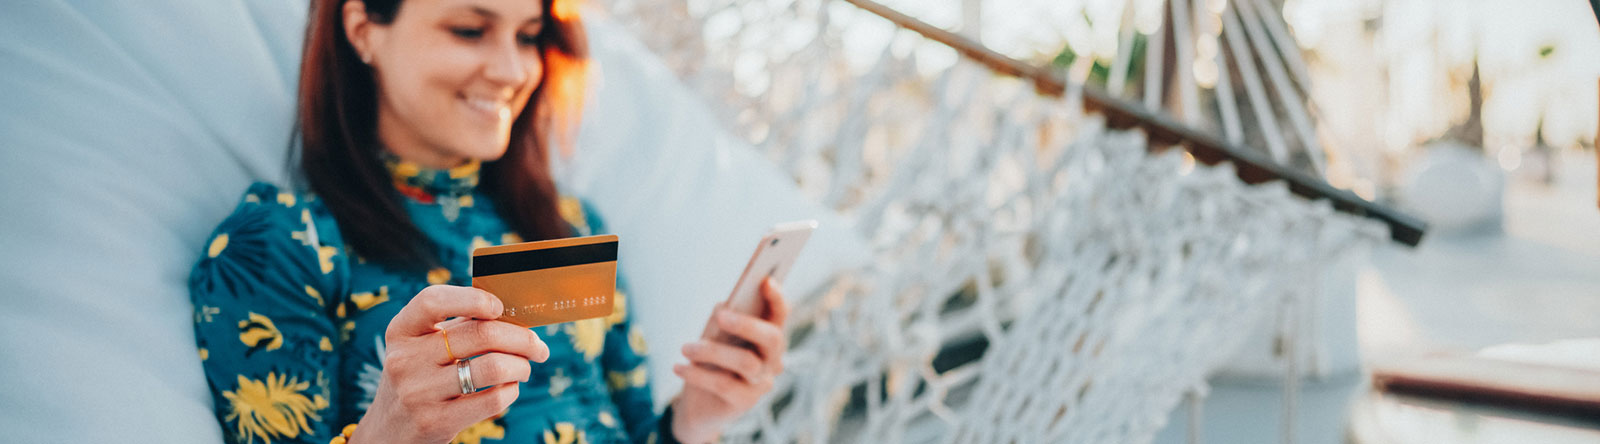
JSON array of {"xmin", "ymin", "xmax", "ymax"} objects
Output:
[{"xmin": 380, "ymin": 151, "xmax": 480, "ymax": 204}]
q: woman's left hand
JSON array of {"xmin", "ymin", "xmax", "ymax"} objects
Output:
[{"xmin": 669, "ymin": 278, "xmax": 789, "ymax": 443}]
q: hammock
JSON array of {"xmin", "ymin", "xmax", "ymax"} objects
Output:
[{"xmin": 602, "ymin": 0, "xmax": 1390, "ymax": 442}]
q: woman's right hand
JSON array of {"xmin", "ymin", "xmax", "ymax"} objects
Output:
[{"xmin": 348, "ymin": 285, "xmax": 550, "ymax": 444}]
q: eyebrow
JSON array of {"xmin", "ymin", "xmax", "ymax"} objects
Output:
[{"xmin": 465, "ymin": 6, "xmax": 544, "ymax": 24}]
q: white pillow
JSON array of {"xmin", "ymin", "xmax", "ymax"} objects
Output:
[
  {"xmin": 0, "ymin": 1, "xmax": 307, "ymax": 443},
  {"xmin": 564, "ymin": 17, "xmax": 871, "ymax": 407}
]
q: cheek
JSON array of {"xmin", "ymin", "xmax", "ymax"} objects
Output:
[{"xmin": 381, "ymin": 45, "xmax": 475, "ymax": 116}]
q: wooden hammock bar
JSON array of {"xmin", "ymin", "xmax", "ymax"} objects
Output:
[{"xmin": 843, "ymin": 0, "xmax": 1428, "ymax": 247}]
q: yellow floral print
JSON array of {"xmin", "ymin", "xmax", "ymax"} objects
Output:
[
  {"xmin": 628, "ymin": 328, "xmax": 649, "ymax": 355},
  {"xmin": 290, "ymin": 210, "xmax": 315, "ymax": 246},
  {"xmin": 459, "ymin": 195, "xmax": 475, "ymax": 208},
  {"xmin": 501, "ymin": 232, "xmax": 523, "ymax": 245},
  {"xmin": 199, "ymin": 348, "xmax": 209, "ymax": 360},
  {"xmin": 471, "ymin": 236, "xmax": 493, "ymax": 252},
  {"xmin": 542, "ymin": 422, "xmax": 587, "ymax": 444},
  {"xmin": 277, "ymin": 192, "xmax": 296, "ymax": 207},
  {"xmin": 304, "ymin": 286, "xmax": 324, "ymax": 307},
  {"xmin": 319, "ymin": 337, "xmax": 333, "ymax": 352},
  {"xmin": 208, "ymin": 234, "xmax": 229, "ymax": 258},
  {"xmin": 351, "ymin": 286, "xmax": 390, "ymax": 311},
  {"xmin": 597, "ymin": 411, "xmax": 616, "ymax": 428},
  {"xmin": 238, "ymin": 312, "xmax": 283, "ymax": 352},
  {"xmin": 451, "ymin": 417, "xmax": 505, "ymax": 444},
  {"xmin": 221, "ymin": 372, "xmax": 328, "ymax": 444},
  {"xmin": 317, "ymin": 246, "xmax": 338, "ymax": 274},
  {"xmin": 557, "ymin": 197, "xmax": 587, "ymax": 234},
  {"xmin": 340, "ymin": 320, "xmax": 356, "ymax": 343},
  {"xmin": 428, "ymin": 268, "xmax": 452, "ymax": 285},
  {"xmin": 393, "ymin": 161, "xmax": 421, "ymax": 179},
  {"xmin": 568, "ymin": 319, "xmax": 606, "ymax": 361},
  {"xmin": 448, "ymin": 161, "xmax": 481, "ymax": 179},
  {"xmin": 607, "ymin": 364, "xmax": 649, "ymax": 391}
]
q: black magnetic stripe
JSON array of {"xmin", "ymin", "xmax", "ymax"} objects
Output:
[{"xmin": 472, "ymin": 241, "xmax": 617, "ymax": 277}]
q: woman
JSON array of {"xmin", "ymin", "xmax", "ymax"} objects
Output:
[{"xmin": 188, "ymin": 0, "xmax": 788, "ymax": 442}]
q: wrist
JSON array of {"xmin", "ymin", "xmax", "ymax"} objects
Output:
[
  {"xmin": 345, "ymin": 409, "xmax": 410, "ymax": 444},
  {"xmin": 667, "ymin": 400, "xmax": 722, "ymax": 444}
]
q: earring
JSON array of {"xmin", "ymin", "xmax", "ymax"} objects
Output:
[{"xmin": 361, "ymin": 53, "xmax": 372, "ymax": 64}]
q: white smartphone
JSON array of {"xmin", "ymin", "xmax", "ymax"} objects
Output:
[{"xmin": 704, "ymin": 220, "xmax": 817, "ymax": 343}]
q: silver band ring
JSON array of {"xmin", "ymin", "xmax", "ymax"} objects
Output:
[{"xmin": 455, "ymin": 359, "xmax": 475, "ymax": 395}]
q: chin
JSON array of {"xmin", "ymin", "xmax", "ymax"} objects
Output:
[
  {"xmin": 454, "ymin": 140, "xmax": 511, "ymax": 163},
  {"xmin": 468, "ymin": 149, "xmax": 509, "ymax": 163}
]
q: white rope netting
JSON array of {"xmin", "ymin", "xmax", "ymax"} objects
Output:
[{"xmin": 600, "ymin": 1, "xmax": 1382, "ymax": 442}]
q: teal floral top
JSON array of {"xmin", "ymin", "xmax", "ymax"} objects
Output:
[{"xmin": 190, "ymin": 159, "xmax": 668, "ymax": 444}]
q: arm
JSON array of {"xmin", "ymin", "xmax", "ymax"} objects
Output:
[{"xmin": 189, "ymin": 184, "xmax": 345, "ymax": 444}]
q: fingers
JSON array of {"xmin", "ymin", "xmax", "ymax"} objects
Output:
[
  {"xmin": 681, "ymin": 340, "xmax": 765, "ymax": 384},
  {"xmin": 714, "ymin": 308, "xmax": 786, "ymax": 371},
  {"xmin": 450, "ymin": 382, "xmax": 522, "ymax": 424},
  {"xmin": 434, "ymin": 320, "xmax": 549, "ymax": 365},
  {"xmin": 389, "ymin": 286, "xmax": 503, "ymax": 339},
  {"xmin": 413, "ymin": 352, "xmax": 531, "ymax": 405},
  {"xmin": 673, "ymin": 363, "xmax": 765, "ymax": 406},
  {"xmin": 760, "ymin": 278, "xmax": 789, "ymax": 326},
  {"xmin": 461, "ymin": 353, "xmax": 532, "ymax": 394}
]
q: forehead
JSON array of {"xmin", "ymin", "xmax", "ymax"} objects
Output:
[{"xmin": 406, "ymin": 0, "xmax": 545, "ymax": 21}]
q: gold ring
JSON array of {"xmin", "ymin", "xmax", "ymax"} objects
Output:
[{"xmin": 440, "ymin": 328, "xmax": 457, "ymax": 362}]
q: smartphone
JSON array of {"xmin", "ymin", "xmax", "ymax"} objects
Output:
[{"xmin": 704, "ymin": 220, "xmax": 817, "ymax": 344}]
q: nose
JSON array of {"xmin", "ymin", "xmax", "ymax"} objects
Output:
[{"xmin": 483, "ymin": 37, "xmax": 532, "ymax": 87}]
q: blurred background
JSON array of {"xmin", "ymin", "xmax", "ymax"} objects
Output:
[{"xmin": 597, "ymin": 0, "xmax": 1600, "ymax": 442}]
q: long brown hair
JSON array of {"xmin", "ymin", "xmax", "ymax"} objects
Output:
[{"xmin": 296, "ymin": 0, "xmax": 587, "ymax": 269}]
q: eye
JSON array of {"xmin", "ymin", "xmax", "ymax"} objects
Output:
[
  {"xmin": 450, "ymin": 27, "xmax": 485, "ymax": 40},
  {"xmin": 517, "ymin": 32, "xmax": 542, "ymax": 47}
]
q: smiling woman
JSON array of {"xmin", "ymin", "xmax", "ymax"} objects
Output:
[
  {"xmin": 186, "ymin": 0, "xmax": 791, "ymax": 443},
  {"xmin": 298, "ymin": 0, "xmax": 585, "ymax": 269}
]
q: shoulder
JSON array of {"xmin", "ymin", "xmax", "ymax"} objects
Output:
[
  {"xmin": 217, "ymin": 182, "xmax": 339, "ymax": 246},
  {"xmin": 190, "ymin": 182, "xmax": 346, "ymax": 295}
]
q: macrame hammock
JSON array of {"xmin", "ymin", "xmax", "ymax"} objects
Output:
[{"xmin": 603, "ymin": 0, "xmax": 1408, "ymax": 442}]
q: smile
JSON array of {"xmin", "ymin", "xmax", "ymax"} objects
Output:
[{"xmin": 461, "ymin": 95, "xmax": 512, "ymax": 121}]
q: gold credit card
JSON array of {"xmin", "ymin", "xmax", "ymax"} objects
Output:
[{"xmin": 471, "ymin": 234, "xmax": 618, "ymax": 328}]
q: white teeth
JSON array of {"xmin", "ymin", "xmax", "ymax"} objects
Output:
[{"xmin": 464, "ymin": 97, "xmax": 508, "ymax": 117}]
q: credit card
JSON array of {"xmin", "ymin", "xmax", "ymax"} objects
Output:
[{"xmin": 471, "ymin": 234, "xmax": 618, "ymax": 328}]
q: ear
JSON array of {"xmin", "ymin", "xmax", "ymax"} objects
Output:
[{"xmin": 343, "ymin": 1, "xmax": 377, "ymax": 64}]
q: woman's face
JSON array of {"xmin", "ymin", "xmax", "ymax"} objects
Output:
[{"xmin": 347, "ymin": 0, "xmax": 547, "ymax": 168}]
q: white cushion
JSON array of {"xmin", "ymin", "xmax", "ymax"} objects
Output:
[
  {"xmin": 0, "ymin": 1, "xmax": 307, "ymax": 442},
  {"xmin": 563, "ymin": 17, "xmax": 871, "ymax": 407}
]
